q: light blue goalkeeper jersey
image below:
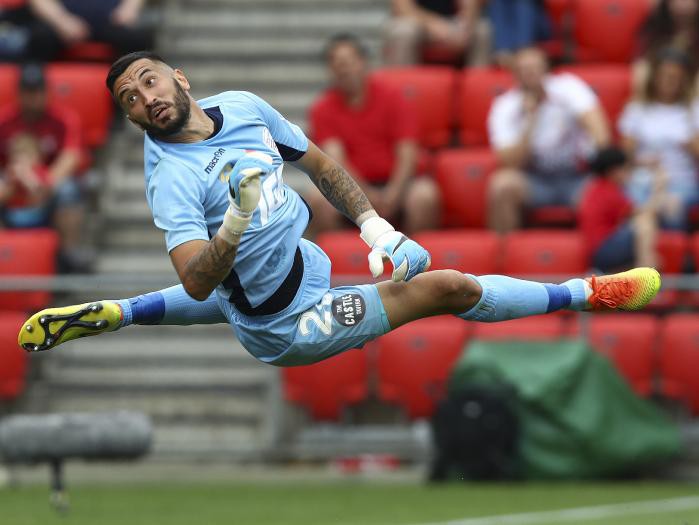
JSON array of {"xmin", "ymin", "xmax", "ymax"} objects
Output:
[{"xmin": 143, "ymin": 91, "xmax": 310, "ymax": 310}]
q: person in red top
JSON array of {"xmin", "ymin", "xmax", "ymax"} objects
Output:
[
  {"xmin": 579, "ymin": 147, "xmax": 664, "ymax": 272},
  {"xmin": 305, "ymin": 33, "xmax": 440, "ymax": 238},
  {"xmin": 0, "ymin": 63, "xmax": 89, "ymax": 272}
]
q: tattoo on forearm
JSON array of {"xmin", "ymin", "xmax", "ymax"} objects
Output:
[
  {"xmin": 185, "ymin": 236, "xmax": 239, "ymax": 296},
  {"xmin": 311, "ymin": 164, "xmax": 373, "ymax": 222}
]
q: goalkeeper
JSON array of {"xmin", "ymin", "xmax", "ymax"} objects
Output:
[{"xmin": 19, "ymin": 52, "xmax": 661, "ymax": 366}]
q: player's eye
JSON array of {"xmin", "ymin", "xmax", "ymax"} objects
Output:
[
  {"xmin": 127, "ymin": 94, "xmax": 137, "ymax": 105},
  {"xmin": 146, "ymin": 76, "xmax": 156, "ymax": 87}
]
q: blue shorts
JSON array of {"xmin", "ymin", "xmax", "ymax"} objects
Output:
[
  {"xmin": 527, "ymin": 171, "xmax": 587, "ymax": 207},
  {"xmin": 216, "ymin": 239, "xmax": 391, "ymax": 367}
]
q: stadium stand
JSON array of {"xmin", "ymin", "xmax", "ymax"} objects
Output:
[
  {"xmin": 433, "ymin": 148, "xmax": 497, "ymax": 228},
  {"xmin": 502, "ymin": 230, "xmax": 587, "ymax": 276},
  {"xmin": 316, "ymin": 231, "xmax": 388, "ymax": 280},
  {"xmin": 557, "ymin": 63, "xmax": 631, "ymax": 131},
  {"xmin": 587, "ymin": 314, "xmax": 658, "ymax": 396},
  {"xmin": 412, "ymin": 230, "xmax": 501, "ymax": 275},
  {"xmin": 472, "ymin": 314, "xmax": 567, "ymax": 340},
  {"xmin": 458, "ymin": 67, "xmax": 514, "ymax": 147},
  {"xmin": 0, "ymin": 228, "xmax": 59, "ymax": 311},
  {"xmin": 0, "ymin": 311, "xmax": 28, "ymax": 400},
  {"xmin": 0, "ymin": 63, "xmax": 112, "ymax": 147},
  {"xmin": 573, "ymin": 0, "xmax": 653, "ymax": 63},
  {"xmin": 282, "ymin": 348, "xmax": 369, "ymax": 421},
  {"xmin": 376, "ymin": 316, "xmax": 469, "ymax": 419},
  {"xmin": 371, "ymin": 67, "xmax": 457, "ymax": 149},
  {"xmin": 659, "ymin": 314, "xmax": 699, "ymax": 415}
]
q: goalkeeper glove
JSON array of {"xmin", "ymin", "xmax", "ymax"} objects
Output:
[
  {"xmin": 218, "ymin": 151, "xmax": 274, "ymax": 244},
  {"xmin": 360, "ymin": 216, "xmax": 431, "ymax": 282}
]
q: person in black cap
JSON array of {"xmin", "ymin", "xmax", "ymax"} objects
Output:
[
  {"xmin": 0, "ymin": 63, "xmax": 89, "ymax": 272},
  {"xmin": 578, "ymin": 146, "xmax": 665, "ymax": 272}
]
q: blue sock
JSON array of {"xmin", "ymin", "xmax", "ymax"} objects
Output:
[
  {"xmin": 115, "ymin": 285, "xmax": 227, "ymax": 328},
  {"xmin": 459, "ymin": 274, "xmax": 588, "ymax": 323}
]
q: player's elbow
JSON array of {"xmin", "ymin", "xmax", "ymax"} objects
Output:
[{"xmin": 182, "ymin": 279, "xmax": 212, "ymax": 302}]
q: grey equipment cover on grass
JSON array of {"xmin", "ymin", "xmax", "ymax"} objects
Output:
[{"xmin": 0, "ymin": 411, "xmax": 152, "ymax": 463}]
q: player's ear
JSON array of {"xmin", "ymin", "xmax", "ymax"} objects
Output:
[
  {"xmin": 173, "ymin": 69, "xmax": 191, "ymax": 91},
  {"xmin": 126, "ymin": 114, "xmax": 146, "ymax": 132}
]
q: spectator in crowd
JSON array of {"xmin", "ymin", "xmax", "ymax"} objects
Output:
[
  {"xmin": 0, "ymin": 0, "xmax": 153, "ymax": 61},
  {"xmin": 619, "ymin": 48, "xmax": 699, "ymax": 230},
  {"xmin": 0, "ymin": 63, "xmax": 89, "ymax": 272},
  {"xmin": 579, "ymin": 147, "xmax": 664, "ymax": 272},
  {"xmin": 0, "ymin": 133, "xmax": 52, "ymax": 228},
  {"xmin": 306, "ymin": 33, "xmax": 440, "ymax": 238},
  {"xmin": 635, "ymin": 0, "xmax": 699, "ymax": 92},
  {"xmin": 487, "ymin": 47, "xmax": 610, "ymax": 234},
  {"xmin": 383, "ymin": 0, "xmax": 490, "ymax": 66},
  {"xmin": 486, "ymin": 0, "xmax": 551, "ymax": 68}
]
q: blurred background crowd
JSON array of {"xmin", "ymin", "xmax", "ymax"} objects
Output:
[{"xmin": 2, "ymin": 0, "xmax": 699, "ymax": 496}]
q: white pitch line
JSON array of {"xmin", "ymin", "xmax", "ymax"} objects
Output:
[{"xmin": 418, "ymin": 495, "xmax": 699, "ymax": 525}]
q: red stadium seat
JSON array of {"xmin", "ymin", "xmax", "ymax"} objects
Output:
[
  {"xmin": 659, "ymin": 314, "xmax": 699, "ymax": 414},
  {"xmin": 372, "ymin": 67, "xmax": 457, "ymax": 149},
  {"xmin": 60, "ymin": 42, "xmax": 116, "ymax": 62},
  {"xmin": 0, "ymin": 229, "xmax": 59, "ymax": 311},
  {"xmin": 413, "ymin": 230, "xmax": 501, "ymax": 275},
  {"xmin": 556, "ymin": 64, "xmax": 631, "ymax": 127},
  {"xmin": 502, "ymin": 230, "xmax": 587, "ymax": 277},
  {"xmin": 574, "ymin": 0, "xmax": 653, "ymax": 63},
  {"xmin": 282, "ymin": 348, "xmax": 368, "ymax": 420},
  {"xmin": 433, "ymin": 148, "xmax": 497, "ymax": 228},
  {"xmin": 545, "ymin": 0, "xmax": 573, "ymax": 33},
  {"xmin": 526, "ymin": 206, "xmax": 576, "ymax": 229},
  {"xmin": 648, "ymin": 232, "xmax": 688, "ymax": 309},
  {"xmin": 0, "ymin": 0, "xmax": 26, "ymax": 7},
  {"xmin": 587, "ymin": 314, "xmax": 658, "ymax": 396},
  {"xmin": 0, "ymin": 64, "xmax": 19, "ymax": 107},
  {"xmin": 315, "ymin": 231, "xmax": 388, "ymax": 280},
  {"xmin": 472, "ymin": 314, "xmax": 566, "ymax": 340},
  {"xmin": 459, "ymin": 68, "xmax": 514, "ymax": 146},
  {"xmin": 45, "ymin": 63, "xmax": 113, "ymax": 147},
  {"xmin": 0, "ymin": 311, "xmax": 28, "ymax": 400},
  {"xmin": 377, "ymin": 316, "xmax": 469, "ymax": 419}
]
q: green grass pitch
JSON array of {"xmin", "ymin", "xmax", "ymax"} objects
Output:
[{"xmin": 2, "ymin": 480, "xmax": 699, "ymax": 525}]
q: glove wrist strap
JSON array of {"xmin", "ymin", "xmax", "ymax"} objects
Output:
[
  {"xmin": 359, "ymin": 216, "xmax": 394, "ymax": 247},
  {"xmin": 219, "ymin": 206, "xmax": 251, "ymax": 244}
]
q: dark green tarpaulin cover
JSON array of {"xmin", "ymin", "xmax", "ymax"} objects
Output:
[{"xmin": 449, "ymin": 339, "xmax": 681, "ymax": 479}]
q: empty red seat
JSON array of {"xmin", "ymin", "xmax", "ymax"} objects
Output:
[
  {"xmin": 372, "ymin": 67, "xmax": 457, "ymax": 149},
  {"xmin": 574, "ymin": 0, "xmax": 653, "ymax": 63},
  {"xmin": 0, "ymin": 229, "xmax": 59, "ymax": 311},
  {"xmin": 282, "ymin": 348, "xmax": 368, "ymax": 420},
  {"xmin": 0, "ymin": 311, "xmax": 28, "ymax": 400},
  {"xmin": 659, "ymin": 314, "xmax": 699, "ymax": 414},
  {"xmin": 316, "ymin": 231, "xmax": 388, "ymax": 280},
  {"xmin": 433, "ymin": 148, "xmax": 498, "ymax": 228},
  {"xmin": 556, "ymin": 64, "xmax": 631, "ymax": 127},
  {"xmin": 0, "ymin": 0, "xmax": 26, "ymax": 7},
  {"xmin": 60, "ymin": 42, "xmax": 116, "ymax": 62},
  {"xmin": 45, "ymin": 63, "xmax": 113, "ymax": 147},
  {"xmin": 377, "ymin": 316, "xmax": 469, "ymax": 419},
  {"xmin": 502, "ymin": 230, "xmax": 587, "ymax": 277},
  {"xmin": 0, "ymin": 64, "xmax": 19, "ymax": 107},
  {"xmin": 413, "ymin": 230, "xmax": 501, "ymax": 274},
  {"xmin": 472, "ymin": 314, "xmax": 566, "ymax": 340},
  {"xmin": 459, "ymin": 68, "xmax": 514, "ymax": 146},
  {"xmin": 646, "ymin": 232, "xmax": 688, "ymax": 309},
  {"xmin": 587, "ymin": 314, "xmax": 658, "ymax": 396}
]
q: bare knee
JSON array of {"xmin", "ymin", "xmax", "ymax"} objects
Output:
[
  {"xmin": 403, "ymin": 177, "xmax": 441, "ymax": 232},
  {"xmin": 432, "ymin": 270, "xmax": 482, "ymax": 312},
  {"xmin": 488, "ymin": 169, "xmax": 526, "ymax": 201}
]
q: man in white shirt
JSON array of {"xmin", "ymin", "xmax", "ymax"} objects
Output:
[{"xmin": 487, "ymin": 47, "xmax": 610, "ymax": 234}]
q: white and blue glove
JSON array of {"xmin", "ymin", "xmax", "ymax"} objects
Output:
[
  {"xmin": 360, "ymin": 216, "xmax": 431, "ymax": 282},
  {"xmin": 218, "ymin": 151, "xmax": 274, "ymax": 244}
]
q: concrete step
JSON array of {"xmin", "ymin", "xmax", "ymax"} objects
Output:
[
  {"xmin": 166, "ymin": 10, "xmax": 384, "ymax": 32},
  {"xmin": 151, "ymin": 423, "xmax": 263, "ymax": 458},
  {"xmin": 101, "ymin": 226, "xmax": 165, "ymax": 250},
  {"xmin": 43, "ymin": 364, "xmax": 269, "ymax": 390},
  {"xmin": 46, "ymin": 391, "xmax": 265, "ymax": 423},
  {"xmin": 96, "ymin": 250, "xmax": 173, "ymax": 274}
]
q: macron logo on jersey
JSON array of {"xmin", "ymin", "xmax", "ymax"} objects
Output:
[{"xmin": 205, "ymin": 148, "xmax": 226, "ymax": 174}]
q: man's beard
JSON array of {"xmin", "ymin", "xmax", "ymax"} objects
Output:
[{"xmin": 143, "ymin": 79, "xmax": 191, "ymax": 139}]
